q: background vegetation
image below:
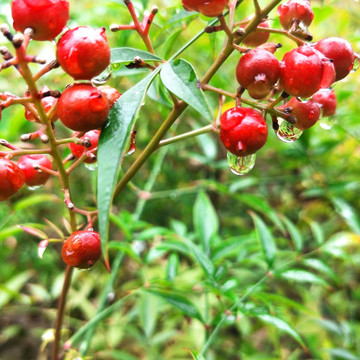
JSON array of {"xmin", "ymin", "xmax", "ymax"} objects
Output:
[{"xmin": 0, "ymin": 0, "xmax": 359, "ymax": 359}]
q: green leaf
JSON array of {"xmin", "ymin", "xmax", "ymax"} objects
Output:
[
  {"xmin": 97, "ymin": 68, "xmax": 161, "ymax": 263},
  {"xmin": 277, "ymin": 269, "xmax": 329, "ymax": 286},
  {"xmin": 331, "ymin": 197, "xmax": 360, "ymax": 234},
  {"xmin": 160, "ymin": 59, "xmax": 212, "ymax": 121},
  {"xmin": 108, "ymin": 242, "xmax": 142, "ymax": 262},
  {"xmin": 186, "ymin": 348, "xmax": 207, "ymax": 360},
  {"xmin": 166, "ymin": 253, "xmax": 179, "ymax": 282},
  {"xmin": 111, "ymin": 47, "xmax": 163, "ymax": 64},
  {"xmin": 14, "ymin": 194, "xmax": 60, "ymax": 212},
  {"xmin": 139, "ymin": 292, "xmax": 158, "ymax": 338},
  {"xmin": 144, "ymin": 289, "xmax": 203, "ymax": 322},
  {"xmin": 302, "ymin": 258, "xmax": 338, "ymax": 282},
  {"xmin": 306, "ymin": 219, "xmax": 325, "ymax": 246},
  {"xmin": 280, "ymin": 215, "xmax": 303, "ymax": 252},
  {"xmin": 249, "ymin": 211, "xmax": 276, "ymax": 267},
  {"xmin": 327, "ymin": 348, "xmax": 359, "ymax": 360},
  {"xmin": 193, "ymin": 192, "xmax": 219, "ymax": 254},
  {"xmin": 0, "ymin": 271, "xmax": 33, "ymax": 307},
  {"xmin": 256, "ymin": 314, "xmax": 306, "ymax": 348}
]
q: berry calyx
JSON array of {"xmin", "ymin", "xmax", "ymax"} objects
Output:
[
  {"xmin": 182, "ymin": 0, "xmax": 228, "ymax": 17},
  {"xmin": 11, "ymin": 0, "xmax": 69, "ymax": 41},
  {"xmin": 277, "ymin": 0, "xmax": 314, "ymax": 30},
  {"xmin": 56, "ymin": 26, "xmax": 111, "ymax": 80},
  {"xmin": 282, "ymin": 97, "xmax": 321, "ymax": 130},
  {"xmin": 17, "ymin": 154, "xmax": 53, "ymax": 187},
  {"xmin": 68, "ymin": 130, "xmax": 100, "ymax": 164},
  {"xmin": 98, "ymin": 85, "xmax": 122, "ymax": 109},
  {"xmin": 57, "ymin": 83, "xmax": 110, "ymax": 132},
  {"xmin": 312, "ymin": 89, "xmax": 337, "ymax": 117},
  {"xmin": 241, "ymin": 19, "xmax": 270, "ymax": 48},
  {"xmin": 220, "ymin": 107, "xmax": 268, "ymax": 156},
  {"xmin": 314, "ymin": 37, "xmax": 355, "ymax": 82},
  {"xmin": 61, "ymin": 230, "xmax": 102, "ymax": 269},
  {"xmin": 0, "ymin": 158, "xmax": 25, "ymax": 201},
  {"xmin": 236, "ymin": 48, "xmax": 280, "ymax": 100}
]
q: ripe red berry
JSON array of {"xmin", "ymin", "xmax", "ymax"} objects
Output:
[
  {"xmin": 25, "ymin": 86, "xmax": 58, "ymax": 123},
  {"xmin": 17, "ymin": 154, "xmax": 53, "ymax": 187},
  {"xmin": 56, "ymin": 26, "xmax": 111, "ymax": 80},
  {"xmin": 277, "ymin": 0, "xmax": 314, "ymax": 30},
  {"xmin": 241, "ymin": 19, "xmax": 270, "ymax": 48},
  {"xmin": 182, "ymin": 0, "xmax": 228, "ymax": 17},
  {"xmin": 11, "ymin": 0, "xmax": 69, "ymax": 41},
  {"xmin": 62, "ymin": 230, "xmax": 102, "ymax": 269},
  {"xmin": 68, "ymin": 130, "xmax": 100, "ymax": 164},
  {"xmin": 314, "ymin": 37, "xmax": 355, "ymax": 82},
  {"xmin": 280, "ymin": 45, "xmax": 324, "ymax": 98},
  {"xmin": 312, "ymin": 89, "xmax": 337, "ymax": 117},
  {"xmin": 283, "ymin": 97, "xmax": 321, "ymax": 130},
  {"xmin": 220, "ymin": 107, "xmax": 268, "ymax": 156},
  {"xmin": 236, "ymin": 48, "xmax": 280, "ymax": 100},
  {"xmin": 0, "ymin": 158, "xmax": 25, "ymax": 201},
  {"xmin": 57, "ymin": 83, "xmax": 110, "ymax": 132},
  {"xmin": 98, "ymin": 85, "xmax": 122, "ymax": 109}
]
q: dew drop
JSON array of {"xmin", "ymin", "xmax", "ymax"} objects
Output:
[
  {"xmin": 351, "ymin": 56, "xmax": 360, "ymax": 73},
  {"xmin": 227, "ymin": 152, "xmax": 256, "ymax": 176},
  {"xmin": 85, "ymin": 163, "xmax": 98, "ymax": 171},
  {"xmin": 92, "ymin": 66, "xmax": 112, "ymax": 85},
  {"xmin": 319, "ymin": 115, "xmax": 336, "ymax": 130},
  {"xmin": 28, "ymin": 185, "xmax": 44, "ymax": 191},
  {"xmin": 276, "ymin": 119, "xmax": 303, "ymax": 143}
]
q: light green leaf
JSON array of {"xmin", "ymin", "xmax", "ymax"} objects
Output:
[
  {"xmin": 139, "ymin": 292, "xmax": 158, "ymax": 339},
  {"xmin": 111, "ymin": 47, "xmax": 163, "ymax": 64},
  {"xmin": 302, "ymin": 258, "xmax": 338, "ymax": 282},
  {"xmin": 280, "ymin": 215, "xmax": 303, "ymax": 252},
  {"xmin": 331, "ymin": 197, "xmax": 360, "ymax": 234},
  {"xmin": 278, "ymin": 269, "xmax": 329, "ymax": 286},
  {"xmin": 166, "ymin": 253, "xmax": 179, "ymax": 282}
]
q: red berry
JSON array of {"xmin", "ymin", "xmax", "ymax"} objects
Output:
[
  {"xmin": 241, "ymin": 19, "xmax": 270, "ymax": 48},
  {"xmin": 0, "ymin": 158, "xmax": 24, "ymax": 201},
  {"xmin": 57, "ymin": 83, "xmax": 110, "ymax": 132},
  {"xmin": 98, "ymin": 85, "xmax": 122, "ymax": 109},
  {"xmin": 236, "ymin": 48, "xmax": 280, "ymax": 99},
  {"xmin": 68, "ymin": 130, "xmax": 100, "ymax": 164},
  {"xmin": 280, "ymin": 45, "xmax": 323, "ymax": 98},
  {"xmin": 25, "ymin": 86, "xmax": 58, "ymax": 123},
  {"xmin": 17, "ymin": 154, "xmax": 53, "ymax": 187},
  {"xmin": 312, "ymin": 89, "xmax": 337, "ymax": 117},
  {"xmin": 277, "ymin": 0, "xmax": 314, "ymax": 30},
  {"xmin": 314, "ymin": 37, "xmax": 355, "ymax": 82},
  {"xmin": 182, "ymin": 0, "xmax": 228, "ymax": 17},
  {"xmin": 283, "ymin": 97, "xmax": 321, "ymax": 130},
  {"xmin": 56, "ymin": 26, "xmax": 111, "ymax": 80},
  {"xmin": 62, "ymin": 230, "xmax": 102, "ymax": 269},
  {"xmin": 11, "ymin": 0, "xmax": 69, "ymax": 41},
  {"xmin": 220, "ymin": 107, "xmax": 268, "ymax": 156}
]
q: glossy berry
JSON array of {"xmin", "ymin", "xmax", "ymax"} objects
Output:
[
  {"xmin": 17, "ymin": 154, "xmax": 53, "ymax": 187},
  {"xmin": 56, "ymin": 26, "xmax": 111, "ymax": 80},
  {"xmin": 98, "ymin": 85, "xmax": 121, "ymax": 109},
  {"xmin": 182, "ymin": 0, "xmax": 228, "ymax": 17},
  {"xmin": 11, "ymin": 0, "xmax": 69, "ymax": 41},
  {"xmin": 314, "ymin": 37, "xmax": 355, "ymax": 82},
  {"xmin": 25, "ymin": 86, "xmax": 58, "ymax": 123},
  {"xmin": 236, "ymin": 48, "xmax": 280, "ymax": 99},
  {"xmin": 68, "ymin": 130, "xmax": 100, "ymax": 164},
  {"xmin": 277, "ymin": 0, "xmax": 314, "ymax": 30},
  {"xmin": 62, "ymin": 230, "xmax": 102, "ymax": 269},
  {"xmin": 57, "ymin": 83, "xmax": 110, "ymax": 132},
  {"xmin": 312, "ymin": 89, "xmax": 337, "ymax": 117},
  {"xmin": 241, "ymin": 19, "xmax": 270, "ymax": 48},
  {"xmin": 220, "ymin": 107, "xmax": 268, "ymax": 157},
  {"xmin": 0, "ymin": 158, "xmax": 24, "ymax": 201},
  {"xmin": 280, "ymin": 45, "xmax": 324, "ymax": 98},
  {"xmin": 283, "ymin": 97, "xmax": 321, "ymax": 130}
]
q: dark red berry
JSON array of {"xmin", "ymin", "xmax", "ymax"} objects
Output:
[
  {"xmin": 11, "ymin": 0, "xmax": 69, "ymax": 41},
  {"xmin": 68, "ymin": 130, "xmax": 100, "ymax": 164},
  {"xmin": 236, "ymin": 48, "xmax": 280, "ymax": 99},
  {"xmin": 0, "ymin": 158, "xmax": 24, "ymax": 201},
  {"xmin": 282, "ymin": 97, "xmax": 321, "ymax": 130},
  {"xmin": 25, "ymin": 86, "xmax": 58, "ymax": 123},
  {"xmin": 56, "ymin": 26, "xmax": 111, "ymax": 80},
  {"xmin": 220, "ymin": 107, "xmax": 268, "ymax": 156},
  {"xmin": 280, "ymin": 45, "xmax": 323, "ymax": 98},
  {"xmin": 241, "ymin": 19, "xmax": 270, "ymax": 48},
  {"xmin": 182, "ymin": 0, "xmax": 228, "ymax": 17},
  {"xmin": 314, "ymin": 37, "xmax": 355, "ymax": 82},
  {"xmin": 57, "ymin": 83, "xmax": 110, "ymax": 132},
  {"xmin": 312, "ymin": 89, "xmax": 337, "ymax": 117},
  {"xmin": 98, "ymin": 85, "xmax": 121, "ymax": 109},
  {"xmin": 17, "ymin": 154, "xmax": 53, "ymax": 187},
  {"xmin": 277, "ymin": 0, "xmax": 314, "ymax": 30},
  {"xmin": 62, "ymin": 230, "xmax": 102, "ymax": 269}
]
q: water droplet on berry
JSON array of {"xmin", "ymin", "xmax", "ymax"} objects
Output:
[
  {"xmin": 28, "ymin": 185, "xmax": 43, "ymax": 191},
  {"xmin": 319, "ymin": 115, "xmax": 336, "ymax": 130},
  {"xmin": 227, "ymin": 152, "xmax": 256, "ymax": 176},
  {"xmin": 350, "ymin": 56, "xmax": 360, "ymax": 73},
  {"xmin": 92, "ymin": 66, "xmax": 112, "ymax": 85},
  {"xmin": 276, "ymin": 119, "xmax": 303, "ymax": 143},
  {"xmin": 85, "ymin": 162, "xmax": 98, "ymax": 171}
]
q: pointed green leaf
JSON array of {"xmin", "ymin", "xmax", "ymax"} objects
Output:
[
  {"xmin": 144, "ymin": 289, "xmax": 203, "ymax": 322},
  {"xmin": 97, "ymin": 68, "xmax": 161, "ymax": 263},
  {"xmin": 277, "ymin": 269, "xmax": 329, "ymax": 286},
  {"xmin": 280, "ymin": 215, "xmax": 303, "ymax": 251},
  {"xmin": 331, "ymin": 197, "xmax": 360, "ymax": 234},
  {"xmin": 306, "ymin": 219, "xmax": 325, "ymax": 246},
  {"xmin": 111, "ymin": 47, "xmax": 163, "ymax": 64},
  {"xmin": 166, "ymin": 253, "xmax": 179, "ymax": 282},
  {"xmin": 249, "ymin": 211, "xmax": 276, "ymax": 267},
  {"xmin": 302, "ymin": 258, "xmax": 338, "ymax": 282},
  {"xmin": 193, "ymin": 192, "xmax": 219, "ymax": 253},
  {"xmin": 139, "ymin": 292, "xmax": 158, "ymax": 338},
  {"xmin": 186, "ymin": 348, "xmax": 207, "ymax": 360},
  {"xmin": 160, "ymin": 59, "xmax": 212, "ymax": 121}
]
